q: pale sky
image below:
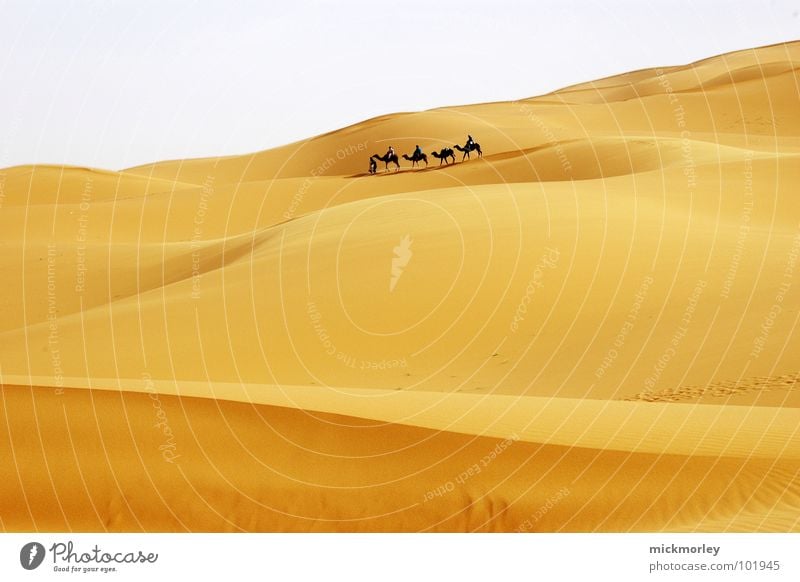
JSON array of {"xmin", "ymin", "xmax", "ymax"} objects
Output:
[{"xmin": 0, "ymin": 0, "xmax": 797, "ymax": 170}]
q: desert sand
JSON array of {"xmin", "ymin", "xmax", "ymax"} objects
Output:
[{"xmin": 0, "ymin": 42, "xmax": 798, "ymax": 532}]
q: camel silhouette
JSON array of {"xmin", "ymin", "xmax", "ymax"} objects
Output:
[
  {"xmin": 402, "ymin": 152, "xmax": 428, "ymax": 168},
  {"xmin": 371, "ymin": 153, "xmax": 400, "ymax": 172},
  {"xmin": 431, "ymin": 147, "xmax": 455, "ymax": 165},
  {"xmin": 454, "ymin": 142, "xmax": 483, "ymax": 161}
]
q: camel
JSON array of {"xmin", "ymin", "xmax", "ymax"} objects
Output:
[
  {"xmin": 403, "ymin": 152, "xmax": 428, "ymax": 168},
  {"xmin": 371, "ymin": 153, "xmax": 400, "ymax": 172},
  {"xmin": 454, "ymin": 142, "xmax": 483, "ymax": 161},
  {"xmin": 431, "ymin": 147, "xmax": 455, "ymax": 165}
]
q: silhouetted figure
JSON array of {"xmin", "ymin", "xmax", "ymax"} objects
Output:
[
  {"xmin": 403, "ymin": 151, "xmax": 428, "ymax": 168},
  {"xmin": 454, "ymin": 140, "xmax": 482, "ymax": 161},
  {"xmin": 431, "ymin": 147, "xmax": 456, "ymax": 165},
  {"xmin": 371, "ymin": 152, "xmax": 400, "ymax": 172}
]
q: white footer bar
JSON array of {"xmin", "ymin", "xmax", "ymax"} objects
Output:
[{"xmin": 1, "ymin": 533, "xmax": 797, "ymax": 581}]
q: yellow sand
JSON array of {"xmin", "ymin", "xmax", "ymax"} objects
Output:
[{"xmin": 1, "ymin": 42, "xmax": 799, "ymax": 531}]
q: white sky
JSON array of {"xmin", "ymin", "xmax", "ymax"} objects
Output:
[{"xmin": 0, "ymin": 0, "xmax": 797, "ymax": 170}]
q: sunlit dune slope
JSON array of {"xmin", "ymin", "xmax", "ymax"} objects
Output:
[{"xmin": 1, "ymin": 41, "xmax": 799, "ymax": 532}]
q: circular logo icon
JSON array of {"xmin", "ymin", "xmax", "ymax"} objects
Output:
[{"xmin": 20, "ymin": 542, "xmax": 46, "ymax": 570}]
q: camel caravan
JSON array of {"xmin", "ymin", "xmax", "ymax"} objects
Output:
[{"xmin": 369, "ymin": 135, "xmax": 482, "ymax": 174}]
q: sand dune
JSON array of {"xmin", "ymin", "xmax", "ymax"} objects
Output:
[{"xmin": 1, "ymin": 42, "xmax": 799, "ymax": 532}]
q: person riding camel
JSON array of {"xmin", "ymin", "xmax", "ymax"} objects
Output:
[
  {"xmin": 466, "ymin": 135, "xmax": 475, "ymax": 150},
  {"xmin": 413, "ymin": 144, "xmax": 422, "ymax": 159},
  {"xmin": 387, "ymin": 146, "xmax": 395, "ymax": 159}
]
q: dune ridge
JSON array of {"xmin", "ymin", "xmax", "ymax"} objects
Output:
[{"xmin": 4, "ymin": 375, "xmax": 799, "ymax": 461}]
